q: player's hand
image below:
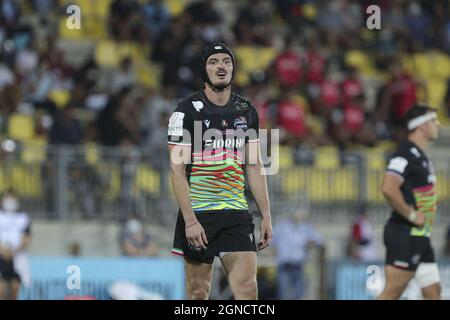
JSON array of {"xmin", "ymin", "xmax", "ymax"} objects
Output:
[
  {"xmin": 0, "ymin": 245, "xmax": 13, "ymax": 261},
  {"xmin": 185, "ymin": 221, "xmax": 208, "ymax": 250},
  {"xmin": 258, "ymin": 217, "xmax": 273, "ymax": 251},
  {"xmin": 413, "ymin": 211, "xmax": 426, "ymax": 227}
]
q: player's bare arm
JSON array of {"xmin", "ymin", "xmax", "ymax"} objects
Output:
[
  {"xmin": 381, "ymin": 173, "xmax": 425, "ymax": 227},
  {"xmin": 169, "ymin": 144, "xmax": 208, "ymax": 249},
  {"xmin": 245, "ymin": 141, "xmax": 272, "ymax": 250}
]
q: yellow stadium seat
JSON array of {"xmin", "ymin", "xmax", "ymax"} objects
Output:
[
  {"xmin": 366, "ymin": 148, "xmax": 386, "ymax": 170},
  {"xmin": 136, "ymin": 62, "xmax": 161, "ymax": 89},
  {"xmin": 345, "ymin": 50, "xmax": 376, "ymax": 75},
  {"xmin": 85, "ymin": 143, "xmax": 101, "ymax": 165},
  {"xmin": 366, "ymin": 170, "xmax": 384, "ymax": 203},
  {"xmin": 407, "ymin": 53, "xmax": 430, "ymax": 78},
  {"xmin": 0, "ymin": 167, "xmax": 6, "ymax": 192},
  {"xmin": 92, "ymin": 0, "xmax": 112, "ymax": 19},
  {"xmin": 134, "ymin": 165, "xmax": 160, "ymax": 196},
  {"xmin": 302, "ymin": 3, "xmax": 317, "ymax": 20},
  {"xmin": 48, "ymin": 89, "xmax": 71, "ymax": 108},
  {"xmin": 103, "ymin": 165, "xmax": 120, "ymax": 200},
  {"xmin": 11, "ymin": 165, "xmax": 42, "ymax": 197},
  {"xmin": 308, "ymin": 170, "xmax": 329, "ymax": 201},
  {"xmin": 95, "ymin": 41, "xmax": 149, "ymax": 67},
  {"xmin": 426, "ymin": 78, "xmax": 447, "ymax": 109},
  {"xmin": 8, "ymin": 114, "xmax": 35, "ymax": 141},
  {"xmin": 332, "ymin": 168, "xmax": 358, "ymax": 201},
  {"xmin": 166, "ymin": 0, "xmax": 187, "ymax": 16},
  {"xmin": 95, "ymin": 40, "xmax": 120, "ymax": 66},
  {"xmin": 436, "ymin": 171, "xmax": 449, "ymax": 200},
  {"xmin": 85, "ymin": 17, "xmax": 108, "ymax": 39},
  {"xmin": 278, "ymin": 145, "xmax": 294, "ymax": 169},
  {"xmin": 235, "ymin": 46, "xmax": 277, "ymax": 86},
  {"xmin": 282, "ymin": 167, "xmax": 308, "ymax": 198},
  {"xmin": 21, "ymin": 138, "xmax": 47, "ymax": 163},
  {"xmin": 117, "ymin": 43, "xmax": 148, "ymax": 65},
  {"xmin": 315, "ymin": 146, "xmax": 340, "ymax": 169}
]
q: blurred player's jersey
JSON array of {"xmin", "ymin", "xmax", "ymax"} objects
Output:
[
  {"xmin": 168, "ymin": 91, "xmax": 259, "ymax": 212},
  {"xmin": 0, "ymin": 211, "xmax": 31, "ymax": 251},
  {"xmin": 385, "ymin": 140, "xmax": 437, "ymax": 237}
]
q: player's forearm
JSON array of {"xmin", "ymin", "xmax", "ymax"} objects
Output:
[
  {"xmin": 382, "ymin": 187, "xmax": 415, "ymax": 219},
  {"xmin": 13, "ymin": 235, "xmax": 31, "ymax": 255},
  {"xmin": 169, "ymin": 168, "xmax": 197, "ymax": 225},
  {"xmin": 246, "ymin": 163, "xmax": 271, "ymax": 220}
]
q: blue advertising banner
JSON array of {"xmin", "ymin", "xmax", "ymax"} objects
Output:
[
  {"xmin": 334, "ymin": 260, "xmax": 450, "ymax": 300},
  {"xmin": 18, "ymin": 257, "xmax": 185, "ymax": 300}
]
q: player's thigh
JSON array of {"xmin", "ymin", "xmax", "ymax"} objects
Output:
[
  {"xmin": 184, "ymin": 258, "xmax": 214, "ymax": 290},
  {"xmin": 384, "ymin": 265, "xmax": 415, "ymax": 292},
  {"xmin": 9, "ymin": 279, "xmax": 20, "ymax": 300},
  {"xmin": 0, "ymin": 280, "xmax": 6, "ymax": 299},
  {"xmin": 220, "ymin": 251, "xmax": 257, "ymax": 284}
]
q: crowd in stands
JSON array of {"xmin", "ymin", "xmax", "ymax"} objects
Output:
[{"xmin": 0, "ymin": 0, "xmax": 449, "ymax": 160}]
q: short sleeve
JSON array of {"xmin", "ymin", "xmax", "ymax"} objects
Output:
[
  {"xmin": 246, "ymin": 106, "xmax": 260, "ymax": 144},
  {"xmin": 168, "ymin": 104, "xmax": 193, "ymax": 146},
  {"xmin": 385, "ymin": 156, "xmax": 410, "ymax": 182}
]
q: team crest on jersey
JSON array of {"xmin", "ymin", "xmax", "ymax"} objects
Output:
[
  {"xmin": 192, "ymin": 101, "xmax": 204, "ymax": 112},
  {"xmin": 234, "ymin": 116, "xmax": 247, "ymax": 130},
  {"xmin": 221, "ymin": 120, "xmax": 228, "ymax": 127},
  {"xmin": 234, "ymin": 100, "xmax": 249, "ymax": 111}
]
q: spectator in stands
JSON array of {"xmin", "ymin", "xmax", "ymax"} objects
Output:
[
  {"xmin": 95, "ymin": 88, "xmax": 140, "ymax": 147},
  {"xmin": 329, "ymin": 93, "xmax": 377, "ymax": 149},
  {"xmin": 142, "ymin": 0, "xmax": 171, "ymax": 44},
  {"xmin": 317, "ymin": 68, "xmax": 341, "ymax": 120},
  {"xmin": 110, "ymin": 57, "xmax": 136, "ymax": 94},
  {"xmin": 233, "ymin": 0, "xmax": 273, "ymax": 46},
  {"xmin": 274, "ymin": 84, "xmax": 329, "ymax": 149},
  {"xmin": 120, "ymin": 213, "xmax": 159, "ymax": 257},
  {"xmin": 244, "ymin": 71, "xmax": 271, "ymax": 129},
  {"xmin": 109, "ymin": 0, "xmax": 145, "ymax": 42},
  {"xmin": 184, "ymin": 0, "xmax": 224, "ymax": 43},
  {"xmin": 270, "ymin": 35, "xmax": 303, "ymax": 88},
  {"xmin": 347, "ymin": 204, "xmax": 377, "ymax": 262},
  {"xmin": 275, "ymin": 84, "xmax": 311, "ymax": 147},
  {"xmin": 341, "ymin": 66, "xmax": 364, "ymax": 107},
  {"xmin": 49, "ymin": 102, "xmax": 83, "ymax": 145},
  {"xmin": 404, "ymin": 1, "xmax": 432, "ymax": 48},
  {"xmin": 0, "ymin": 188, "xmax": 32, "ymax": 299},
  {"xmin": 304, "ymin": 35, "xmax": 326, "ymax": 87},
  {"xmin": 376, "ymin": 58, "xmax": 426, "ymax": 142},
  {"xmin": 145, "ymin": 110, "xmax": 169, "ymax": 169},
  {"xmin": 184, "ymin": 0, "xmax": 221, "ymax": 26},
  {"xmin": 272, "ymin": 208, "xmax": 324, "ymax": 300}
]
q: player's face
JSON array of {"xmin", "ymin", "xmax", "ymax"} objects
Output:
[
  {"xmin": 205, "ymin": 53, "xmax": 233, "ymax": 88},
  {"xmin": 425, "ymin": 115, "xmax": 440, "ymax": 140}
]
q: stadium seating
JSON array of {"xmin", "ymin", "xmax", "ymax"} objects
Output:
[{"xmin": 7, "ymin": 113, "xmax": 35, "ymax": 141}]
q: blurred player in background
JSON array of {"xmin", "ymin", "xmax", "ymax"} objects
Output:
[
  {"xmin": 168, "ymin": 43, "xmax": 272, "ymax": 300},
  {"xmin": 378, "ymin": 104, "xmax": 441, "ymax": 300},
  {"xmin": 272, "ymin": 208, "xmax": 324, "ymax": 300},
  {"xmin": 0, "ymin": 188, "xmax": 32, "ymax": 300}
]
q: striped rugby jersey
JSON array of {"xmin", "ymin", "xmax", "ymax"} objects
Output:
[
  {"xmin": 168, "ymin": 91, "xmax": 259, "ymax": 212},
  {"xmin": 385, "ymin": 140, "xmax": 437, "ymax": 237}
]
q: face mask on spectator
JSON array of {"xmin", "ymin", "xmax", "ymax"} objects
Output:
[{"xmin": 2, "ymin": 197, "xmax": 19, "ymax": 212}]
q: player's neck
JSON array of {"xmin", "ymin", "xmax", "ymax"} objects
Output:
[
  {"xmin": 203, "ymin": 84, "xmax": 231, "ymax": 106},
  {"xmin": 408, "ymin": 133, "xmax": 428, "ymax": 153}
]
